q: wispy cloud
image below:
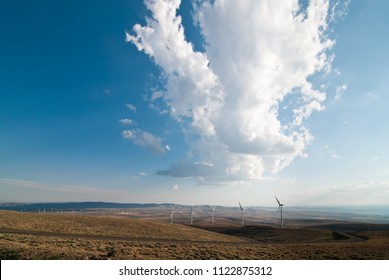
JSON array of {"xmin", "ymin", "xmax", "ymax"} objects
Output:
[
  {"xmin": 122, "ymin": 130, "xmax": 135, "ymax": 139},
  {"xmin": 157, "ymin": 162, "xmax": 218, "ymax": 178},
  {"xmin": 329, "ymin": 0, "xmax": 351, "ymax": 22},
  {"xmin": 122, "ymin": 129, "xmax": 167, "ymax": 154},
  {"xmin": 150, "ymin": 90, "xmax": 164, "ymax": 102},
  {"xmin": 125, "ymin": 103, "xmax": 137, "ymax": 112},
  {"xmin": 296, "ymin": 180, "xmax": 389, "ymax": 206},
  {"xmin": 316, "ymin": 144, "xmax": 341, "ymax": 160},
  {"xmin": 365, "ymin": 92, "xmax": 379, "ymax": 102},
  {"xmin": 334, "ymin": 84, "xmax": 347, "ymax": 101},
  {"xmin": 0, "ymin": 178, "xmax": 130, "ymax": 202},
  {"xmin": 0, "ymin": 178, "xmax": 95, "ymax": 194},
  {"xmin": 119, "ymin": 118, "xmax": 135, "ymax": 125},
  {"xmin": 127, "ymin": 0, "xmax": 344, "ymax": 181}
]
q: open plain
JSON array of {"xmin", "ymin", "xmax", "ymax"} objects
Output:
[{"xmin": 1, "ymin": 208, "xmax": 389, "ymax": 260}]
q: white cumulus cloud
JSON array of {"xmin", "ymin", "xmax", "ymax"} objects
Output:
[{"xmin": 127, "ymin": 0, "xmax": 339, "ymax": 181}]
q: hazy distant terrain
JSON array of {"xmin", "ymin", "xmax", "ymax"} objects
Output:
[{"xmin": 1, "ymin": 202, "xmax": 389, "ymax": 224}]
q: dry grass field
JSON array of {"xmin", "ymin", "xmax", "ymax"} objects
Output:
[{"xmin": 1, "ymin": 210, "xmax": 389, "ymax": 260}]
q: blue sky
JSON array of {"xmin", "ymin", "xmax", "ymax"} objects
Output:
[{"xmin": 1, "ymin": 0, "xmax": 388, "ymax": 206}]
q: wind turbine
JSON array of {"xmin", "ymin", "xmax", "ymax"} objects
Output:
[
  {"xmin": 238, "ymin": 201, "xmax": 245, "ymax": 227},
  {"xmin": 209, "ymin": 206, "xmax": 216, "ymax": 226},
  {"xmin": 168, "ymin": 210, "xmax": 175, "ymax": 224},
  {"xmin": 190, "ymin": 206, "xmax": 196, "ymax": 225},
  {"xmin": 275, "ymin": 196, "xmax": 284, "ymax": 229}
]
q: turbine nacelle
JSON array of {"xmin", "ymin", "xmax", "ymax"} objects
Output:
[{"xmin": 275, "ymin": 196, "xmax": 284, "ymax": 207}]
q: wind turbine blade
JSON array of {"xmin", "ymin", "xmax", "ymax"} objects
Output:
[
  {"xmin": 275, "ymin": 196, "xmax": 281, "ymax": 206},
  {"xmin": 238, "ymin": 201, "xmax": 243, "ymax": 210}
]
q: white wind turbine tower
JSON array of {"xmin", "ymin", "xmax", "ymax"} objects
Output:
[
  {"xmin": 238, "ymin": 201, "xmax": 245, "ymax": 227},
  {"xmin": 168, "ymin": 210, "xmax": 175, "ymax": 224},
  {"xmin": 275, "ymin": 196, "xmax": 284, "ymax": 229},
  {"xmin": 190, "ymin": 206, "xmax": 196, "ymax": 225},
  {"xmin": 209, "ymin": 206, "xmax": 216, "ymax": 226}
]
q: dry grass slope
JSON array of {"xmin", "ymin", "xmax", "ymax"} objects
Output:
[
  {"xmin": 0, "ymin": 211, "xmax": 245, "ymax": 242},
  {"xmin": 1, "ymin": 211, "xmax": 389, "ymax": 260}
]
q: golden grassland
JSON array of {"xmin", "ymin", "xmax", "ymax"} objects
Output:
[
  {"xmin": 1, "ymin": 210, "xmax": 389, "ymax": 260},
  {"xmin": 0, "ymin": 210, "xmax": 242, "ymax": 242}
]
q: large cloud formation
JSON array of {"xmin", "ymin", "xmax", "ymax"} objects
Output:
[{"xmin": 127, "ymin": 0, "xmax": 336, "ymax": 181}]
